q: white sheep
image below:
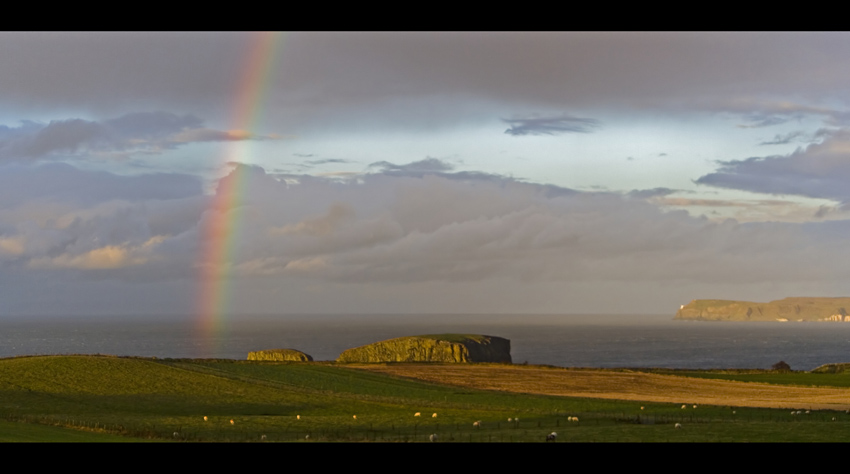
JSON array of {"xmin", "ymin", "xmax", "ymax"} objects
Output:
[
  {"xmin": 432, "ymin": 413, "xmax": 437, "ymax": 418},
  {"xmin": 681, "ymin": 405, "xmax": 687, "ymax": 409},
  {"xmin": 203, "ymin": 416, "xmax": 208, "ymax": 421},
  {"xmin": 230, "ymin": 419, "xmax": 235, "ymax": 425},
  {"xmin": 297, "ymin": 415, "xmax": 301, "ymax": 420},
  {"xmin": 546, "ymin": 432, "xmax": 557, "ymax": 442},
  {"xmin": 429, "ymin": 433, "xmax": 438, "ymax": 442},
  {"xmin": 261, "ymin": 434, "xmax": 267, "ymax": 441},
  {"xmin": 173, "ymin": 431, "xmax": 179, "ymax": 438},
  {"xmin": 473, "ymin": 420, "xmax": 481, "ymax": 428},
  {"xmin": 674, "ymin": 423, "xmax": 682, "ymax": 429},
  {"xmin": 414, "ymin": 412, "xmax": 421, "ymax": 417},
  {"xmin": 353, "ymin": 415, "xmax": 357, "ymax": 420}
]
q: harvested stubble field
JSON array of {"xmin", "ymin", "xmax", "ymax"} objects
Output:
[{"xmin": 350, "ymin": 364, "xmax": 850, "ymax": 411}]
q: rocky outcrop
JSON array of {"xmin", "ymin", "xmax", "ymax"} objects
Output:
[
  {"xmin": 336, "ymin": 334, "xmax": 512, "ymax": 363},
  {"xmin": 247, "ymin": 349, "xmax": 313, "ymax": 362},
  {"xmin": 675, "ymin": 297, "xmax": 850, "ymax": 322}
]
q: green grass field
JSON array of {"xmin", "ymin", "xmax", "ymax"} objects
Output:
[{"xmin": 3, "ymin": 355, "xmax": 850, "ymax": 442}]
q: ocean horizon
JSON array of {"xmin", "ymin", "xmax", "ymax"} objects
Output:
[{"xmin": 5, "ymin": 313, "xmax": 850, "ymax": 371}]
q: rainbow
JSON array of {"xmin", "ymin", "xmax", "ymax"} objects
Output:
[{"xmin": 195, "ymin": 32, "xmax": 282, "ymax": 355}]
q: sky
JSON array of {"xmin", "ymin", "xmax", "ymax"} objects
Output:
[{"xmin": 2, "ymin": 31, "xmax": 850, "ymax": 317}]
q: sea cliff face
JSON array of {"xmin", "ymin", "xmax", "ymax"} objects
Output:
[
  {"xmin": 336, "ymin": 334, "xmax": 512, "ymax": 363},
  {"xmin": 675, "ymin": 297, "xmax": 850, "ymax": 322},
  {"xmin": 247, "ymin": 349, "xmax": 314, "ymax": 361}
]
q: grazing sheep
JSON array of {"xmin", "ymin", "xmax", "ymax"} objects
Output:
[
  {"xmin": 261, "ymin": 434, "xmax": 267, "ymax": 441},
  {"xmin": 230, "ymin": 419, "xmax": 235, "ymax": 425},
  {"xmin": 640, "ymin": 406, "xmax": 644, "ymax": 410},
  {"xmin": 173, "ymin": 432, "xmax": 179, "ymax": 438},
  {"xmin": 297, "ymin": 415, "xmax": 301, "ymax": 420},
  {"xmin": 429, "ymin": 433, "xmax": 438, "ymax": 442},
  {"xmin": 546, "ymin": 432, "xmax": 557, "ymax": 442},
  {"xmin": 203, "ymin": 416, "xmax": 208, "ymax": 421},
  {"xmin": 353, "ymin": 415, "xmax": 357, "ymax": 420},
  {"xmin": 693, "ymin": 405, "xmax": 697, "ymax": 409},
  {"xmin": 508, "ymin": 418, "xmax": 512, "ymax": 422},
  {"xmin": 681, "ymin": 405, "xmax": 687, "ymax": 409},
  {"xmin": 732, "ymin": 411, "xmax": 736, "ymax": 415},
  {"xmin": 432, "ymin": 413, "xmax": 437, "ymax": 418},
  {"xmin": 305, "ymin": 434, "xmax": 310, "ymax": 440},
  {"xmin": 805, "ymin": 410, "xmax": 810, "ymax": 414},
  {"xmin": 473, "ymin": 421, "xmax": 481, "ymax": 428},
  {"xmin": 414, "ymin": 412, "xmax": 421, "ymax": 417},
  {"xmin": 674, "ymin": 423, "xmax": 682, "ymax": 429}
]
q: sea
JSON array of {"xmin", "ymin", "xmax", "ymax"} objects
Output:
[{"xmin": 3, "ymin": 313, "xmax": 850, "ymax": 371}]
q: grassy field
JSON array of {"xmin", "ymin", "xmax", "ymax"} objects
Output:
[{"xmin": 3, "ymin": 355, "xmax": 850, "ymax": 442}]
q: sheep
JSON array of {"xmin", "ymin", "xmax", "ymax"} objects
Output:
[
  {"xmin": 230, "ymin": 419, "xmax": 235, "ymax": 425},
  {"xmin": 693, "ymin": 405, "xmax": 697, "ymax": 409},
  {"xmin": 681, "ymin": 405, "xmax": 687, "ymax": 409},
  {"xmin": 640, "ymin": 406, "xmax": 644, "ymax": 410},
  {"xmin": 414, "ymin": 412, "xmax": 421, "ymax": 417},
  {"xmin": 473, "ymin": 421, "xmax": 481, "ymax": 428},
  {"xmin": 173, "ymin": 431, "xmax": 179, "ymax": 438},
  {"xmin": 203, "ymin": 416, "xmax": 208, "ymax": 421},
  {"xmin": 297, "ymin": 415, "xmax": 301, "ymax": 420},
  {"xmin": 674, "ymin": 423, "xmax": 682, "ymax": 429},
  {"xmin": 305, "ymin": 434, "xmax": 310, "ymax": 440},
  {"xmin": 429, "ymin": 433, "xmax": 438, "ymax": 442},
  {"xmin": 432, "ymin": 413, "xmax": 437, "ymax": 418},
  {"xmin": 508, "ymin": 418, "xmax": 512, "ymax": 422},
  {"xmin": 261, "ymin": 434, "xmax": 267, "ymax": 441},
  {"xmin": 353, "ymin": 415, "xmax": 357, "ymax": 420},
  {"xmin": 546, "ymin": 432, "xmax": 557, "ymax": 442}
]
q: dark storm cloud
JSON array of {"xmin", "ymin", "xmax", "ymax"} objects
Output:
[
  {"xmin": 502, "ymin": 115, "xmax": 600, "ymax": 136},
  {"xmin": 696, "ymin": 131, "xmax": 850, "ymax": 203},
  {"xmin": 10, "ymin": 33, "xmax": 850, "ymax": 134}
]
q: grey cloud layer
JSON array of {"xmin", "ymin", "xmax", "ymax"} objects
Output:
[
  {"xmin": 503, "ymin": 115, "xmax": 600, "ymax": 136},
  {"xmin": 0, "ymin": 112, "xmax": 273, "ymax": 161},
  {"xmin": 3, "ymin": 162, "xmax": 847, "ymax": 292},
  {"xmin": 6, "ymin": 33, "xmax": 850, "ymax": 133},
  {"xmin": 697, "ymin": 131, "xmax": 850, "ymax": 203}
]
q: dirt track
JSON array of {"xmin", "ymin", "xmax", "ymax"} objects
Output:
[{"xmin": 348, "ymin": 364, "xmax": 850, "ymax": 410}]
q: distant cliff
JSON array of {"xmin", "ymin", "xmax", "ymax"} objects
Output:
[
  {"xmin": 247, "ymin": 349, "xmax": 313, "ymax": 362},
  {"xmin": 337, "ymin": 334, "xmax": 512, "ymax": 363},
  {"xmin": 675, "ymin": 297, "xmax": 850, "ymax": 322}
]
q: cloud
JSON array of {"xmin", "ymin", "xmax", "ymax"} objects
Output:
[
  {"xmin": 626, "ymin": 187, "xmax": 680, "ymax": 200},
  {"xmin": 0, "ymin": 112, "xmax": 279, "ymax": 161},
  {"xmin": 502, "ymin": 115, "xmax": 600, "ymax": 136},
  {"xmin": 368, "ymin": 157, "xmax": 455, "ymax": 174},
  {"xmin": 305, "ymin": 158, "xmax": 353, "ymax": 165},
  {"xmin": 6, "ymin": 161, "xmax": 850, "ymax": 314},
  {"xmin": 759, "ymin": 130, "xmax": 808, "ymax": 145},
  {"xmin": 696, "ymin": 130, "xmax": 850, "ymax": 203}
]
